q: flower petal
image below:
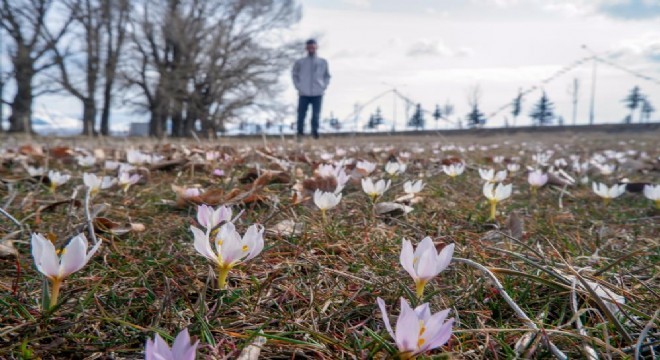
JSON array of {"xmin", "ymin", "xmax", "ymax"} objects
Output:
[
  {"xmin": 59, "ymin": 234, "xmax": 88, "ymax": 278},
  {"xmin": 376, "ymin": 297, "xmax": 395, "ymax": 339},
  {"xmin": 191, "ymin": 226, "xmax": 217, "ymax": 264}
]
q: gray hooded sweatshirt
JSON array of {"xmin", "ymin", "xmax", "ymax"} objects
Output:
[{"xmin": 292, "ymin": 55, "xmax": 331, "ymax": 97}]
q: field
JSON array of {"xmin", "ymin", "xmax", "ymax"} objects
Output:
[{"xmin": 0, "ymin": 130, "xmax": 658, "ymax": 359}]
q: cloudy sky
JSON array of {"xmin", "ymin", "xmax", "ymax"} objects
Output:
[
  {"xmin": 8, "ymin": 0, "xmax": 660, "ymax": 131},
  {"xmin": 287, "ymin": 0, "xmax": 660, "ymax": 128}
]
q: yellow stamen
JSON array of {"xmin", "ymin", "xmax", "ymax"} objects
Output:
[{"xmin": 242, "ymin": 245, "xmax": 249, "ymax": 252}]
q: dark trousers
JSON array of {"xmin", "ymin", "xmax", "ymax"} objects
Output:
[{"xmin": 297, "ymin": 95, "xmax": 323, "ymax": 138}]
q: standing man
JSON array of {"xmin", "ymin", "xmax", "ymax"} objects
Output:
[{"xmin": 292, "ymin": 39, "xmax": 331, "ymax": 140}]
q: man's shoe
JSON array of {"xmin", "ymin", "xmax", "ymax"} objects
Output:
[{"xmin": 312, "ymin": 133, "xmax": 320, "ymax": 140}]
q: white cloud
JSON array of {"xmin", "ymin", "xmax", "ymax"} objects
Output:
[
  {"xmin": 407, "ymin": 39, "xmax": 472, "ymax": 58},
  {"xmin": 610, "ymin": 33, "xmax": 660, "ymax": 62},
  {"xmin": 342, "ymin": 0, "xmax": 370, "ymax": 8}
]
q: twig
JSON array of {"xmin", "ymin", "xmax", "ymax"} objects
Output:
[
  {"xmin": 634, "ymin": 309, "xmax": 659, "ymax": 360},
  {"xmin": 454, "ymin": 257, "xmax": 568, "ymax": 360},
  {"xmin": 571, "ymin": 278, "xmax": 599, "ymax": 360},
  {"xmin": 0, "ymin": 206, "xmax": 23, "ymax": 232},
  {"xmin": 84, "ymin": 188, "xmax": 99, "ymax": 245}
]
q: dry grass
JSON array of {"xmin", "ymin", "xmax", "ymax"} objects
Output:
[{"xmin": 0, "ymin": 132, "xmax": 658, "ymax": 359}]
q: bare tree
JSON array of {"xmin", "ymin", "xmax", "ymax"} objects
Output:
[
  {"xmin": 99, "ymin": 0, "xmax": 129, "ymax": 136},
  {"xmin": 48, "ymin": 0, "xmax": 129, "ymax": 136},
  {"xmin": 0, "ymin": 0, "xmax": 74, "ymax": 133},
  {"xmin": 124, "ymin": 0, "xmax": 300, "ymax": 138}
]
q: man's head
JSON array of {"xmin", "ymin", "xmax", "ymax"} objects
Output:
[{"xmin": 305, "ymin": 39, "xmax": 317, "ymax": 56}]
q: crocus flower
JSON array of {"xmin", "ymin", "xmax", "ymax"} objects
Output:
[
  {"xmin": 118, "ymin": 171, "xmax": 141, "ymax": 192},
  {"xmin": 400, "ymin": 237, "xmax": 454, "ymax": 298},
  {"xmin": 212, "ymin": 169, "xmax": 225, "ymax": 177},
  {"xmin": 385, "ymin": 162, "xmax": 406, "ymax": 176},
  {"xmin": 191, "ymin": 222, "xmax": 264, "ymax": 288},
  {"xmin": 527, "ymin": 169, "xmax": 548, "ymax": 194},
  {"xmin": 27, "ymin": 166, "xmax": 45, "ymax": 177},
  {"xmin": 104, "ymin": 160, "xmax": 121, "ymax": 171},
  {"xmin": 507, "ymin": 163, "xmax": 520, "ymax": 173},
  {"xmin": 83, "ymin": 173, "xmax": 116, "ymax": 196},
  {"xmin": 356, "ymin": 160, "xmax": 377, "ymax": 176},
  {"xmin": 483, "ymin": 182, "xmax": 512, "ymax": 220},
  {"xmin": 362, "ymin": 178, "xmax": 391, "ymax": 201},
  {"xmin": 145, "ymin": 328, "xmax": 198, "ymax": 360},
  {"xmin": 479, "ymin": 168, "xmax": 507, "ymax": 183},
  {"xmin": 313, "ymin": 189, "xmax": 342, "ymax": 221},
  {"xmin": 442, "ymin": 163, "xmax": 464, "ymax": 178},
  {"xmin": 76, "ymin": 155, "xmax": 96, "ymax": 167},
  {"xmin": 592, "ymin": 182, "xmax": 626, "ymax": 205},
  {"xmin": 31, "ymin": 233, "xmax": 101, "ymax": 308},
  {"xmin": 48, "ymin": 170, "xmax": 71, "ymax": 192},
  {"xmin": 197, "ymin": 204, "xmax": 232, "ymax": 233},
  {"xmin": 643, "ymin": 184, "xmax": 660, "ymax": 209},
  {"xmin": 403, "ymin": 180, "xmax": 425, "ymax": 195},
  {"xmin": 376, "ymin": 297, "xmax": 454, "ymax": 359}
]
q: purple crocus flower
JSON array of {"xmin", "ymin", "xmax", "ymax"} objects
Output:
[
  {"xmin": 145, "ymin": 328, "xmax": 198, "ymax": 360},
  {"xmin": 376, "ymin": 297, "xmax": 454, "ymax": 359}
]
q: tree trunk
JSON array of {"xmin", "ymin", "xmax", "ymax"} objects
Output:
[
  {"xmin": 171, "ymin": 100, "xmax": 183, "ymax": 137},
  {"xmin": 8, "ymin": 63, "xmax": 34, "ymax": 133},
  {"xmin": 82, "ymin": 98, "xmax": 97, "ymax": 136},
  {"xmin": 100, "ymin": 83, "xmax": 112, "ymax": 135}
]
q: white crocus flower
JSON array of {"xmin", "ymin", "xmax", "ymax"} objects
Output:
[
  {"xmin": 191, "ymin": 222, "xmax": 264, "ymax": 289},
  {"xmin": 31, "ymin": 233, "xmax": 101, "ymax": 308},
  {"xmin": 27, "ymin": 166, "xmax": 45, "ymax": 177},
  {"xmin": 478, "ymin": 168, "xmax": 507, "ymax": 183},
  {"xmin": 403, "ymin": 180, "xmax": 425, "ymax": 195},
  {"xmin": 385, "ymin": 162, "xmax": 406, "ymax": 176},
  {"xmin": 83, "ymin": 173, "xmax": 116, "ymax": 195},
  {"xmin": 314, "ymin": 190, "xmax": 342, "ymax": 221},
  {"xmin": 643, "ymin": 184, "xmax": 660, "ymax": 209},
  {"xmin": 362, "ymin": 178, "xmax": 391, "ymax": 200},
  {"xmin": 356, "ymin": 160, "xmax": 377, "ymax": 176},
  {"xmin": 442, "ymin": 163, "xmax": 465, "ymax": 178},
  {"xmin": 483, "ymin": 182, "xmax": 513, "ymax": 220},
  {"xmin": 48, "ymin": 170, "xmax": 71, "ymax": 192},
  {"xmin": 592, "ymin": 182, "xmax": 626, "ymax": 205},
  {"xmin": 118, "ymin": 171, "xmax": 141, "ymax": 192},
  {"xmin": 506, "ymin": 163, "xmax": 520, "ymax": 173}
]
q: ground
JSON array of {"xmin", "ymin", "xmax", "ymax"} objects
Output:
[{"xmin": 0, "ymin": 130, "xmax": 658, "ymax": 359}]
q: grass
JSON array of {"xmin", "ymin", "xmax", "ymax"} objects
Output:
[{"xmin": 0, "ymin": 132, "xmax": 658, "ymax": 359}]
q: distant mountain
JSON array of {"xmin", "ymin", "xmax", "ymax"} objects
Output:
[{"xmin": 1, "ymin": 109, "xmax": 130, "ymax": 136}]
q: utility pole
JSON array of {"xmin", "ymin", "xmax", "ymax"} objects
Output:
[
  {"xmin": 391, "ymin": 89, "xmax": 396, "ymax": 133},
  {"xmin": 570, "ymin": 78, "xmax": 579, "ymax": 126},
  {"xmin": 588, "ymin": 57, "xmax": 597, "ymax": 125}
]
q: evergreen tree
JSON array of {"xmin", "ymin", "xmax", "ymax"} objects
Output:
[
  {"xmin": 367, "ymin": 107, "xmax": 383, "ymax": 129},
  {"xmin": 432, "ymin": 104, "xmax": 442, "ymax": 129},
  {"xmin": 408, "ymin": 103, "xmax": 425, "ymax": 129},
  {"xmin": 641, "ymin": 99, "xmax": 655, "ymax": 123},
  {"xmin": 466, "ymin": 104, "xmax": 486, "ymax": 127},
  {"xmin": 511, "ymin": 89, "xmax": 523, "ymax": 126},
  {"xmin": 623, "ymin": 86, "xmax": 643, "ymax": 124},
  {"xmin": 529, "ymin": 92, "xmax": 554, "ymax": 126}
]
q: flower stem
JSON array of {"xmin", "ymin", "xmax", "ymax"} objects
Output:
[
  {"xmin": 655, "ymin": 200, "xmax": 659, "ymax": 210},
  {"xmin": 489, "ymin": 200, "xmax": 497, "ymax": 221},
  {"xmin": 321, "ymin": 209, "xmax": 327, "ymax": 224},
  {"xmin": 415, "ymin": 280, "xmax": 427, "ymax": 299},
  {"xmin": 217, "ymin": 266, "xmax": 230, "ymax": 289},
  {"xmin": 50, "ymin": 279, "xmax": 61, "ymax": 308}
]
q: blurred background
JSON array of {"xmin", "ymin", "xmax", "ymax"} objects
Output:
[{"xmin": 1, "ymin": 0, "xmax": 659, "ymax": 137}]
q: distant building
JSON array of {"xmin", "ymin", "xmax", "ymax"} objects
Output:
[{"xmin": 129, "ymin": 122, "xmax": 149, "ymax": 136}]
